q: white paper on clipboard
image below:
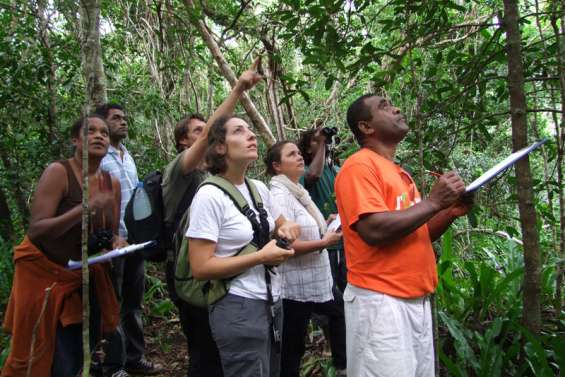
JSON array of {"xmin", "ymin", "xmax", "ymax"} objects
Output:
[
  {"xmin": 465, "ymin": 139, "xmax": 547, "ymax": 193},
  {"xmin": 67, "ymin": 240, "xmax": 155, "ymax": 270}
]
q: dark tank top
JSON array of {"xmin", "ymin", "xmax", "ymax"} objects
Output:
[{"xmin": 37, "ymin": 160, "xmax": 116, "ymax": 265}]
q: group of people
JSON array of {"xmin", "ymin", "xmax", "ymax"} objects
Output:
[{"xmin": 1, "ymin": 58, "xmax": 473, "ymax": 377}]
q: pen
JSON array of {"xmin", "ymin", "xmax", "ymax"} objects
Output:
[{"xmin": 425, "ymin": 170, "xmax": 442, "ymax": 178}]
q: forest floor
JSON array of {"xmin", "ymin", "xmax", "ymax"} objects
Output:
[
  {"xmin": 139, "ymin": 303, "xmax": 334, "ymax": 377},
  {"xmin": 143, "ymin": 315, "xmax": 187, "ymax": 377}
]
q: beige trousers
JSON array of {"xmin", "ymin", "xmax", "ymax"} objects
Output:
[{"xmin": 343, "ymin": 284, "xmax": 434, "ymax": 377}]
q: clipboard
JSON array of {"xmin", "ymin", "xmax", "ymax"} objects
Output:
[
  {"xmin": 67, "ymin": 240, "xmax": 156, "ymax": 270},
  {"xmin": 465, "ymin": 139, "xmax": 547, "ymax": 193}
]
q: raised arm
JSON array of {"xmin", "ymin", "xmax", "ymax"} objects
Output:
[
  {"xmin": 303, "ymin": 129, "xmax": 327, "ymax": 189},
  {"xmin": 179, "ymin": 57, "xmax": 264, "ymax": 175}
]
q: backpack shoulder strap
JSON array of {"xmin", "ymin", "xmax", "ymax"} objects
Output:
[
  {"xmin": 200, "ymin": 175, "xmax": 270, "ymax": 248},
  {"xmin": 244, "ymin": 178, "xmax": 264, "ymax": 207},
  {"xmin": 201, "ymin": 175, "xmax": 250, "ymax": 214}
]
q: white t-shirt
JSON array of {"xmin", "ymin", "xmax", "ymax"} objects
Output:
[{"xmin": 186, "ymin": 179, "xmax": 281, "ymax": 301}]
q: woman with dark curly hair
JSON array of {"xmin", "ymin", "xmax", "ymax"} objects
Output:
[{"xmin": 185, "ymin": 59, "xmax": 300, "ymax": 377}]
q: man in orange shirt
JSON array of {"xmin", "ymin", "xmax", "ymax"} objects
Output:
[{"xmin": 335, "ymin": 94, "xmax": 473, "ymax": 377}]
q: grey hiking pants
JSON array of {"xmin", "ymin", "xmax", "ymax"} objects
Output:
[{"xmin": 209, "ymin": 294, "xmax": 282, "ymax": 377}]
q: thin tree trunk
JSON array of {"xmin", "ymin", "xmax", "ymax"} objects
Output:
[
  {"xmin": 183, "ymin": 0, "xmax": 275, "ymax": 145},
  {"xmin": 207, "ymin": 76, "xmax": 214, "ymax": 118},
  {"xmin": 0, "ymin": 149, "xmax": 30, "ymax": 227},
  {"xmin": 0, "ymin": 183, "xmax": 15, "ymax": 242},
  {"xmin": 30, "ymin": 0, "xmax": 60, "ymax": 156},
  {"xmin": 502, "ymin": 0, "xmax": 542, "ymax": 334},
  {"xmin": 80, "ymin": 112, "xmax": 91, "ymax": 377},
  {"xmin": 262, "ymin": 35, "xmax": 286, "ymax": 140},
  {"xmin": 280, "ymin": 79, "xmax": 299, "ymax": 130},
  {"xmin": 265, "ymin": 68, "xmax": 285, "ymax": 140},
  {"xmin": 549, "ymin": 1, "xmax": 565, "ymax": 313},
  {"xmin": 78, "ymin": 0, "xmax": 107, "ymax": 109}
]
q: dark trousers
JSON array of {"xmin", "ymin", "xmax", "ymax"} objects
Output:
[
  {"xmin": 166, "ymin": 257, "xmax": 223, "ymax": 377},
  {"xmin": 281, "ymin": 298, "xmax": 346, "ymax": 377},
  {"xmin": 328, "ymin": 247, "xmax": 347, "ymax": 293},
  {"xmin": 52, "ymin": 284, "xmax": 100, "ymax": 377},
  {"xmin": 104, "ymin": 252, "xmax": 145, "ymax": 372},
  {"xmin": 178, "ymin": 301, "xmax": 224, "ymax": 377}
]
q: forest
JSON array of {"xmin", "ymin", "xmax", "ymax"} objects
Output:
[{"xmin": 0, "ymin": 0, "xmax": 563, "ymax": 376}]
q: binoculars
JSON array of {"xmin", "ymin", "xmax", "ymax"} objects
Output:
[{"xmin": 321, "ymin": 127, "xmax": 338, "ymax": 139}]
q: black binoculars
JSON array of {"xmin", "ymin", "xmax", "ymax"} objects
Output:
[
  {"xmin": 321, "ymin": 127, "xmax": 338, "ymax": 139},
  {"xmin": 88, "ymin": 229, "xmax": 114, "ymax": 254}
]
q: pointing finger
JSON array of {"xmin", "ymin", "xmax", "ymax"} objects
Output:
[{"xmin": 251, "ymin": 56, "xmax": 262, "ymax": 72}]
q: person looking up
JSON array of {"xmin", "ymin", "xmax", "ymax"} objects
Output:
[
  {"xmin": 186, "ymin": 65, "xmax": 300, "ymax": 375},
  {"xmin": 2, "ymin": 115, "xmax": 121, "ymax": 377},
  {"xmin": 265, "ymin": 141, "xmax": 346, "ymax": 377},
  {"xmin": 336, "ymin": 94, "xmax": 473, "ymax": 377},
  {"xmin": 161, "ymin": 61, "xmax": 267, "ymax": 377},
  {"xmin": 96, "ymin": 103, "xmax": 160, "ymax": 376}
]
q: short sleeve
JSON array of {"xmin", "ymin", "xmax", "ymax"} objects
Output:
[
  {"xmin": 336, "ymin": 162, "xmax": 389, "ymax": 229},
  {"xmin": 185, "ymin": 185, "xmax": 224, "ymax": 242}
]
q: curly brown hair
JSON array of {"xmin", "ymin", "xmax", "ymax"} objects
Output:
[{"xmin": 205, "ymin": 114, "xmax": 234, "ymax": 175}]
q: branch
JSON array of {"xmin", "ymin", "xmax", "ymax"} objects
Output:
[
  {"xmin": 27, "ymin": 283, "xmax": 56, "ymax": 377},
  {"xmin": 183, "ymin": 0, "xmax": 275, "ymax": 145},
  {"xmin": 219, "ymin": 0, "xmax": 251, "ymax": 42},
  {"xmin": 453, "ymin": 228, "xmax": 523, "ymax": 245}
]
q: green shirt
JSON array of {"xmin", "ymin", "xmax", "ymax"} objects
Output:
[
  {"xmin": 161, "ymin": 152, "xmax": 206, "ymax": 226},
  {"xmin": 300, "ymin": 163, "xmax": 339, "ymax": 218}
]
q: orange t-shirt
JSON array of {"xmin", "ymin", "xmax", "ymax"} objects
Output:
[{"xmin": 335, "ymin": 148, "xmax": 438, "ymax": 298}]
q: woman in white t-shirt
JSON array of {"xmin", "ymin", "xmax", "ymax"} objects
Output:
[
  {"xmin": 265, "ymin": 141, "xmax": 346, "ymax": 377},
  {"xmin": 186, "ymin": 114, "xmax": 299, "ymax": 377}
]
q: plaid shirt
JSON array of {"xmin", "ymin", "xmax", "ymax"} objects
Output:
[
  {"xmin": 270, "ymin": 181, "xmax": 334, "ymax": 303},
  {"xmin": 101, "ymin": 144, "xmax": 138, "ymax": 238}
]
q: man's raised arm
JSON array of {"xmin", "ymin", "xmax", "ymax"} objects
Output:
[{"xmin": 180, "ymin": 57, "xmax": 263, "ymax": 174}]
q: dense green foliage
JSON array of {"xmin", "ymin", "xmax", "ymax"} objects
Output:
[{"xmin": 0, "ymin": 0, "xmax": 563, "ymax": 375}]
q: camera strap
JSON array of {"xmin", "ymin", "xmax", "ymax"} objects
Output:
[{"xmin": 244, "ymin": 181, "xmax": 281, "ymax": 349}]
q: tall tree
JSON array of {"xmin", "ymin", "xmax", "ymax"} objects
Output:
[
  {"xmin": 78, "ymin": 0, "xmax": 106, "ymax": 109},
  {"xmin": 0, "ymin": 184, "xmax": 14, "ymax": 242},
  {"xmin": 502, "ymin": 0, "xmax": 542, "ymax": 334},
  {"xmin": 183, "ymin": 0, "xmax": 276, "ymax": 145}
]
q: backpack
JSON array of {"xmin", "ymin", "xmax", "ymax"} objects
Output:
[
  {"xmin": 124, "ymin": 171, "xmax": 167, "ymax": 262},
  {"xmin": 173, "ymin": 175, "xmax": 270, "ymax": 308}
]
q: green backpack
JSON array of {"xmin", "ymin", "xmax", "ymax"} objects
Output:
[{"xmin": 173, "ymin": 175, "xmax": 269, "ymax": 307}]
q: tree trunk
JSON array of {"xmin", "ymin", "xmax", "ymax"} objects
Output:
[
  {"xmin": 80, "ymin": 113, "xmax": 91, "ymax": 377},
  {"xmin": 502, "ymin": 0, "xmax": 542, "ymax": 334},
  {"xmin": 183, "ymin": 0, "xmax": 275, "ymax": 146},
  {"xmin": 549, "ymin": 1, "xmax": 565, "ymax": 314},
  {"xmin": 78, "ymin": 0, "xmax": 107, "ymax": 110},
  {"xmin": 280, "ymin": 78, "xmax": 299, "ymax": 130},
  {"xmin": 30, "ymin": 0, "xmax": 61, "ymax": 157},
  {"xmin": 262, "ymin": 35, "xmax": 286, "ymax": 140},
  {"xmin": 0, "ymin": 150, "xmax": 30, "ymax": 228},
  {"xmin": 207, "ymin": 75, "xmax": 215, "ymax": 118},
  {"xmin": 0, "ymin": 183, "xmax": 15, "ymax": 242}
]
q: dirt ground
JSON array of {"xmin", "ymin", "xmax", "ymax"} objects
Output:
[
  {"xmin": 142, "ymin": 315, "xmax": 187, "ymax": 377},
  {"xmin": 141, "ymin": 316, "xmax": 333, "ymax": 377}
]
